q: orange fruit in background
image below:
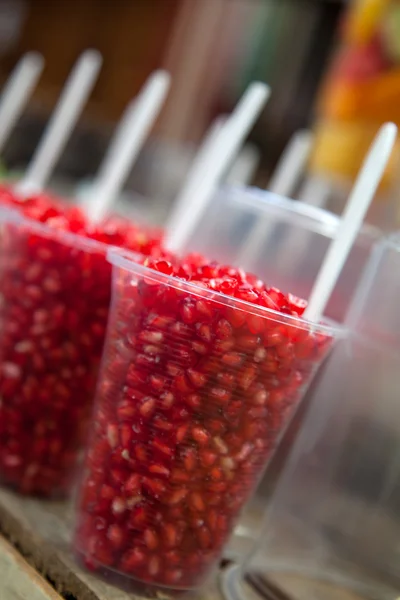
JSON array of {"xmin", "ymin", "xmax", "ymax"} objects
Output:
[{"xmin": 344, "ymin": 0, "xmax": 391, "ymax": 45}]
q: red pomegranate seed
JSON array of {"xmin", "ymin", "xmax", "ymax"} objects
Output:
[
  {"xmin": 152, "ymin": 438, "xmax": 174, "ymax": 458},
  {"xmin": 189, "ymin": 491, "xmax": 205, "ymax": 512},
  {"xmin": 111, "ymin": 497, "xmax": 126, "ymax": 515},
  {"xmin": 221, "ymin": 352, "xmax": 243, "ymax": 367},
  {"xmin": 149, "ymin": 464, "xmax": 170, "ymax": 477},
  {"xmin": 183, "ymin": 448, "xmax": 197, "ymax": 472},
  {"xmin": 107, "ymin": 424, "xmax": 118, "ymax": 449},
  {"xmin": 143, "ymin": 477, "xmax": 166, "ymax": 498},
  {"xmin": 120, "ymin": 547, "xmax": 146, "ymax": 572},
  {"xmin": 148, "ymin": 556, "xmax": 161, "ymax": 577},
  {"xmin": 198, "ymin": 526, "xmax": 211, "ymax": 549},
  {"xmin": 165, "ymin": 488, "xmax": 188, "ymax": 506},
  {"xmin": 124, "ymin": 473, "xmax": 141, "ymax": 495},
  {"xmin": 162, "ymin": 523, "xmax": 180, "ymax": 548},
  {"xmin": 200, "ymin": 450, "xmax": 217, "ymax": 467},
  {"xmin": 139, "ymin": 397, "xmax": 156, "ymax": 419},
  {"xmin": 176, "ymin": 424, "xmax": 189, "ymax": 443},
  {"xmin": 134, "ymin": 444, "xmax": 147, "ymax": 462},
  {"xmin": 164, "ymin": 569, "xmax": 183, "ymax": 585},
  {"xmin": 144, "ymin": 528, "xmax": 159, "ymax": 550},
  {"xmin": 192, "ymin": 427, "xmax": 210, "ymax": 446},
  {"xmin": 128, "ymin": 506, "xmax": 147, "ymax": 529},
  {"xmin": 186, "ymin": 368, "xmax": 207, "ymax": 388},
  {"xmin": 107, "ymin": 524, "xmax": 126, "ymax": 550}
]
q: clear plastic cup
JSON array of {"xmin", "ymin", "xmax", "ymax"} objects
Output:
[
  {"xmin": 0, "ymin": 207, "xmax": 114, "ymax": 497},
  {"xmin": 73, "ymin": 247, "xmax": 340, "ymax": 593},
  {"xmin": 222, "ymin": 234, "xmax": 400, "ymax": 600},
  {"xmin": 184, "ymin": 186, "xmax": 380, "ymax": 323}
]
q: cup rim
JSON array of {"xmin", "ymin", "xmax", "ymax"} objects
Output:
[
  {"xmin": 222, "ymin": 185, "xmax": 381, "ymax": 242},
  {"xmin": 0, "ymin": 203, "xmax": 114, "ymax": 254},
  {"xmin": 107, "ymin": 247, "xmax": 345, "ymax": 337},
  {"xmin": 385, "ymin": 232, "xmax": 400, "ymax": 251}
]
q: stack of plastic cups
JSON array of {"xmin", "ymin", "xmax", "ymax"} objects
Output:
[
  {"xmin": 176, "ymin": 185, "xmax": 379, "ymax": 558},
  {"xmin": 221, "ymin": 233, "xmax": 400, "ymax": 600},
  {"xmin": 72, "ymin": 247, "xmax": 340, "ymax": 594}
]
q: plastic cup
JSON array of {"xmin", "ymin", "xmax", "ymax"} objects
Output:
[
  {"xmin": 221, "ymin": 234, "xmax": 400, "ymax": 600},
  {"xmin": 73, "ymin": 247, "xmax": 340, "ymax": 593},
  {"xmin": 0, "ymin": 208, "xmax": 114, "ymax": 497},
  {"xmin": 184, "ymin": 185, "xmax": 380, "ymax": 323}
]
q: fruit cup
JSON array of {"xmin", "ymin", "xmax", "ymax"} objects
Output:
[
  {"xmin": 0, "ymin": 200, "xmax": 164, "ymax": 497},
  {"xmin": 74, "ymin": 247, "xmax": 339, "ymax": 592},
  {"xmin": 0, "ymin": 206, "xmax": 115, "ymax": 496}
]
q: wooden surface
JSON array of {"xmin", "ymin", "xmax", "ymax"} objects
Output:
[
  {"xmin": 0, "ymin": 534, "xmax": 62, "ymax": 600},
  {"xmin": 0, "ymin": 487, "xmax": 223, "ymax": 600},
  {"xmin": 0, "ymin": 485, "xmax": 389, "ymax": 600}
]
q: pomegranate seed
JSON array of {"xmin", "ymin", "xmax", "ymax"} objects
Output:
[
  {"xmin": 213, "ymin": 436, "xmax": 228, "ymax": 455},
  {"xmin": 144, "ymin": 528, "xmax": 159, "ymax": 550},
  {"xmin": 165, "ymin": 488, "xmax": 188, "ymax": 505},
  {"xmin": 210, "ymin": 387, "xmax": 231, "ymax": 405},
  {"xmin": 183, "ymin": 448, "xmax": 197, "ymax": 472},
  {"xmin": 149, "ymin": 464, "xmax": 170, "ymax": 477},
  {"xmin": 134, "ymin": 444, "xmax": 147, "ymax": 462},
  {"xmin": 139, "ymin": 397, "xmax": 156, "ymax": 419},
  {"xmin": 200, "ymin": 450, "xmax": 217, "ymax": 467},
  {"xmin": 111, "ymin": 497, "xmax": 126, "ymax": 515},
  {"xmin": 196, "ymin": 323, "xmax": 212, "ymax": 342},
  {"xmin": 162, "ymin": 523, "xmax": 179, "ymax": 548},
  {"xmin": 171, "ymin": 469, "xmax": 190, "ymax": 483},
  {"xmin": 210, "ymin": 467, "xmax": 223, "ymax": 481},
  {"xmin": 186, "ymin": 368, "xmax": 207, "ymax": 388},
  {"xmin": 124, "ymin": 473, "xmax": 141, "ymax": 495},
  {"xmin": 176, "ymin": 424, "xmax": 189, "ymax": 443},
  {"xmin": 221, "ymin": 352, "xmax": 243, "ymax": 367},
  {"xmin": 148, "ymin": 556, "xmax": 160, "ymax": 576},
  {"xmin": 164, "ymin": 569, "xmax": 183, "ymax": 585},
  {"xmin": 120, "ymin": 547, "xmax": 146, "ymax": 572},
  {"xmin": 152, "ymin": 438, "xmax": 174, "ymax": 458},
  {"xmin": 216, "ymin": 319, "xmax": 232, "ymax": 339},
  {"xmin": 128, "ymin": 506, "xmax": 147, "ymax": 529},
  {"xmin": 192, "ymin": 340, "xmax": 208, "ymax": 355},
  {"xmin": 192, "ymin": 427, "xmax": 210, "ymax": 446},
  {"xmin": 198, "ymin": 526, "xmax": 211, "ymax": 549},
  {"xmin": 160, "ymin": 391, "xmax": 175, "ymax": 410},
  {"xmin": 189, "ymin": 491, "xmax": 205, "ymax": 512},
  {"xmin": 107, "ymin": 524, "xmax": 126, "ymax": 550},
  {"xmin": 107, "ymin": 424, "xmax": 118, "ymax": 449},
  {"xmin": 143, "ymin": 477, "xmax": 166, "ymax": 498}
]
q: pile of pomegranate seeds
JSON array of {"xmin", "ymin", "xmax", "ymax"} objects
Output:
[
  {"xmin": 74, "ymin": 256, "xmax": 334, "ymax": 589},
  {"xmin": 0, "ymin": 187, "xmax": 165, "ymax": 496}
]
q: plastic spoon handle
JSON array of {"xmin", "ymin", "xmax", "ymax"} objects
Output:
[
  {"xmin": 0, "ymin": 52, "xmax": 44, "ymax": 154},
  {"xmin": 84, "ymin": 70, "xmax": 170, "ymax": 223},
  {"xmin": 225, "ymin": 143, "xmax": 260, "ymax": 186},
  {"xmin": 269, "ymin": 130, "xmax": 313, "ymax": 196},
  {"xmin": 238, "ymin": 130, "xmax": 313, "ymax": 269},
  {"xmin": 165, "ymin": 82, "xmax": 270, "ymax": 253},
  {"xmin": 165, "ymin": 117, "xmax": 226, "ymax": 242},
  {"xmin": 304, "ymin": 122, "xmax": 397, "ymax": 323},
  {"xmin": 16, "ymin": 50, "xmax": 102, "ymax": 196}
]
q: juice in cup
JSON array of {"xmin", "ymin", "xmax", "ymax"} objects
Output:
[
  {"xmin": 74, "ymin": 248, "xmax": 338, "ymax": 592},
  {"xmin": 0, "ymin": 194, "xmax": 165, "ymax": 497}
]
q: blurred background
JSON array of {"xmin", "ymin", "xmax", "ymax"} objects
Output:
[{"xmin": 1, "ymin": 0, "xmax": 399, "ymax": 227}]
